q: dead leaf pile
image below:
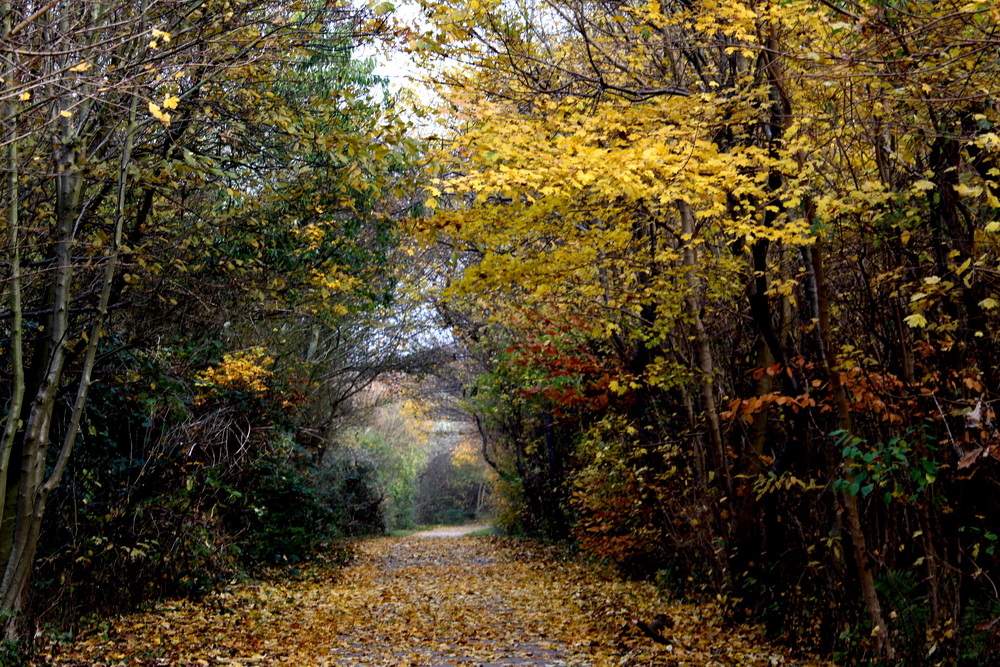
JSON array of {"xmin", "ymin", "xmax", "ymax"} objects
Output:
[{"xmin": 42, "ymin": 531, "xmax": 830, "ymax": 666}]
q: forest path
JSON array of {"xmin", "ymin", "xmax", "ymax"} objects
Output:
[
  {"xmin": 409, "ymin": 524, "xmax": 492, "ymax": 538},
  {"xmin": 45, "ymin": 533, "xmax": 826, "ymax": 667}
]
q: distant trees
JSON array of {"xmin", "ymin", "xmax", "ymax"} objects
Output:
[
  {"xmin": 336, "ymin": 393, "xmax": 434, "ymax": 532},
  {"xmin": 415, "ymin": 429, "xmax": 489, "ymax": 525}
]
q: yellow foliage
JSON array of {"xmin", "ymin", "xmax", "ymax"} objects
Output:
[
  {"xmin": 451, "ymin": 435, "xmax": 485, "ymax": 468},
  {"xmin": 195, "ymin": 348, "xmax": 274, "ymax": 399}
]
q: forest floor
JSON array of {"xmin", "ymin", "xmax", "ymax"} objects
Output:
[{"xmin": 42, "ymin": 528, "xmax": 829, "ymax": 666}]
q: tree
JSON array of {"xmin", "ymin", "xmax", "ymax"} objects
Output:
[
  {"xmin": 414, "ymin": 0, "xmax": 1000, "ymax": 661},
  {"xmin": 0, "ymin": 0, "xmax": 412, "ymax": 636}
]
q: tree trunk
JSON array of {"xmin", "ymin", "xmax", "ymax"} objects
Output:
[
  {"xmin": 747, "ymin": 337, "xmax": 773, "ymax": 471},
  {"xmin": 0, "ymin": 0, "xmax": 25, "ymax": 604},
  {"xmin": 678, "ymin": 201, "xmax": 728, "ymax": 493},
  {"xmin": 0, "ymin": 99, "xmax": 81, "ymax": 633},
  {"xmin": 810, "ymin": 239, "xmax": 894, "ymax": 662},
  {"xmin": 0, "ymin": 2, "xmax": 86, "ymax": 627}
]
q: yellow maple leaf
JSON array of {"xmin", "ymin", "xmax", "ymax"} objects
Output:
[
  {"xmin": 70, "ymin": 62, "xmax": 92, "ymax": 72},
  {"xmin": 162, "ymin": 95, "xmax": 180, "ymax": 109},
  {"xmin": 148, "ymin": 102, "xmax": 171, "ymax": 125}
]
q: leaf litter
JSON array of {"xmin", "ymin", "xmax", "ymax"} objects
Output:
[{"xmin": 43, "ymin": 532, "xmax": 830, "ymax": 666}]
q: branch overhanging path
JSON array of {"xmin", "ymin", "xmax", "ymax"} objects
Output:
[{"xmin": 45, "ymin": 530, "xmax": 827, "ymax": 666}]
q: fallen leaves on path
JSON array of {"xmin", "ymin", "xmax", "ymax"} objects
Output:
[{"xmin": 42, "ymin": 533, "xmax": 830, "ymax": 666}]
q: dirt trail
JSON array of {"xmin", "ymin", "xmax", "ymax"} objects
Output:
[
  {"xmin": 45, "ymin": 531, "xmax": 827, "ymax": 667},
  {"xmin": 409, "ymin": 524, "xmax": 491, "ymax": 538}
]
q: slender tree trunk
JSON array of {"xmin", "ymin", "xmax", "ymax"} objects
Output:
[
  {"xmin": 747, "ymin": 336, "xmax": 773, "ymax": 472},
  {"xmin": 678, "ymin": 201, "xmax": 728, "ymax": 493},
  {"xmin": 810, "ymin": 238, "xmax": 894, "ymax": 662},
  {"xmin": 891, "ymin": 298, "xmax": 916, "ymax": 387},
  {"xmin": 0, "ymin": 3, "xmax": 83, "ymax": 627},
  {"xmin": 678, "ymin": 201, "xmax": 732, "ymax": 590},
  {"xmin": 0, "ymin": 117, "xmax": 80, "ymax": 637},
  {"xmin": 0, "ymin": 0, "xmax": 25, "ymax": 584},
  {"xmin": 680, "ymin": 383, "xmax": 709, "ymax": 494}
]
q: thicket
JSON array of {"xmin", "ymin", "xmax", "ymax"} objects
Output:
[
  {"xmin": 414, "ymin": 0, "xmax": 1000, "ymax": 663},
  {"xmin": 0, "ymin": 0, "xmax": 443, "ymax": 643}
]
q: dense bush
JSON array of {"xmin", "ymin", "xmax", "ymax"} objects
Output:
[{"xmin": 27, "ymin": 344, "xmax": 382, "ymax": 631}]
